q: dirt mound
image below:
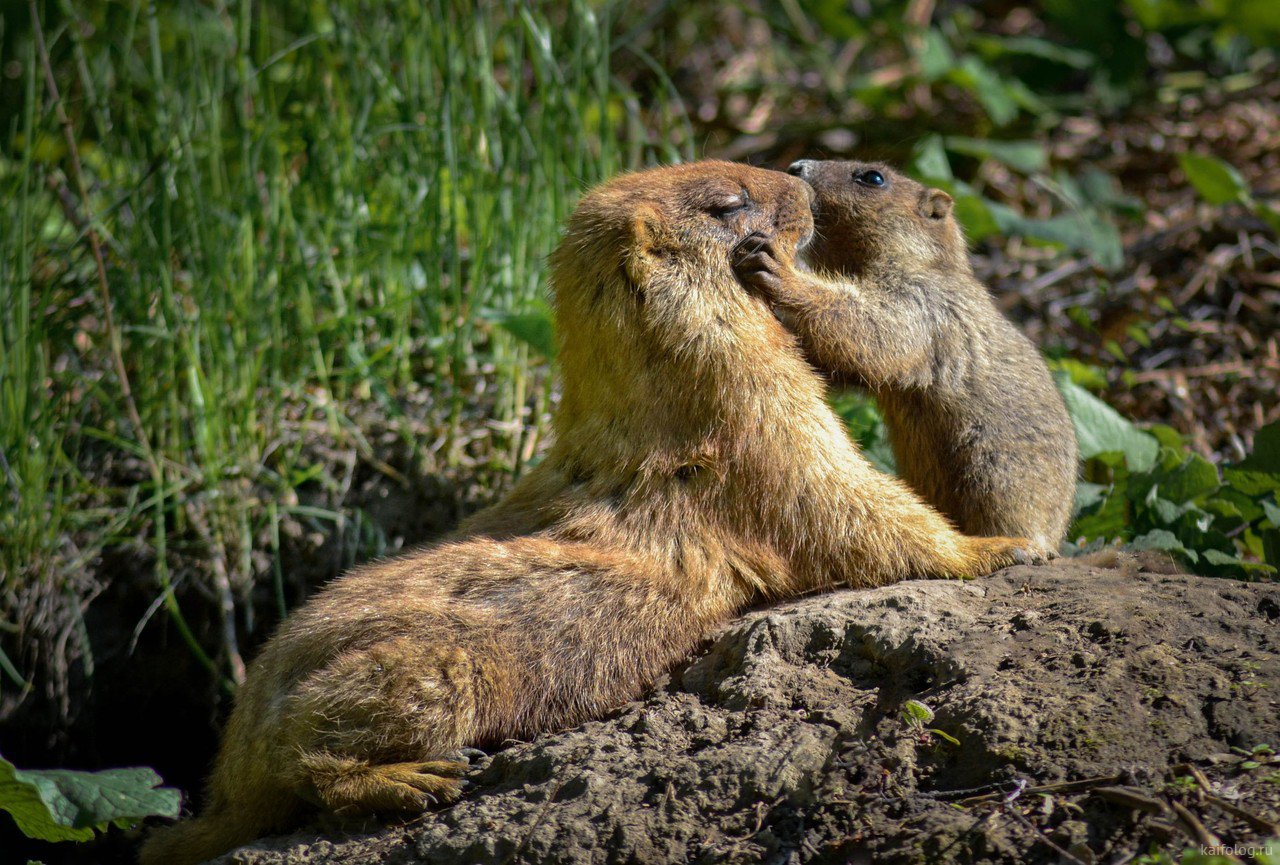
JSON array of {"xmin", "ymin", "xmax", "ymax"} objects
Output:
[{"xmin": 209, "ymin": 553, "xmax": 1280, "ymax": 864}]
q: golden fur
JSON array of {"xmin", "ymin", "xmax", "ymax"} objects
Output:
[
  {"xmin": 140, "ymin": 161, "xmax": 1040, "ymax": 865},
  {"xmin": 733, "ymin": 159, "xmax": 1078, "ymax": 549}
]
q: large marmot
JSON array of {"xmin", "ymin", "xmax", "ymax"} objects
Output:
[
  {"xmin": 141, "ymin": 161, "xmax": 1040, "ymax": 865},
  {"xmin": 734, "ymin": 159, "xmax": 1078, "ymax": 549}
]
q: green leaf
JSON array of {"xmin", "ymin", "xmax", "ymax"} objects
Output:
[
  {"xmin": 1071, "ymin": 486, "xmax": 1130, "ymax": 540},
  {"xmin": 1154, "ymin": 453, "xmax": 1221, "ymax": 504},
  {"xmin": 1145, "ymin": 494, "xmax": 1183, "ymax": 525},
  {"xmin": 945, "ymin": 137, "xmax": 1048, "ymax": 174},
  {"xmin": 1058, "ymin": 378, "xmax": 1159, "ymax": 472},
  {"xmin": 988, "ymin": 203, "xmax": 1124, "ymax": 270},
  {"xmin": 1240, "ymin": 422, "xmax": 1280, "ymax": 473},
  {"xmin": 809, "ymin": 0, "xmax": 864, "ymax": 39},
  {"xmin": 1074, "ymin": 481, "xmax": 1108, "ymax": 514},
  {"xmin": 917, "ymin": 29, "xmax": 955, "ymax": 80},
  {"xmin": 1127, "ymin": 0, "xmax": 1215, "ymax": 30},
  {"xmin": 1263, "ymin": 529, "xmax": 1280, "ymax": 567},
  {"xmin": 1201, "ymin": 549, "xmax": 1276, "ymax": 576},
  {"xmin": 912, "ymin": 135, "xmax": 953, "ymax": 183},
  {"xmin": 1178, "ymin": 153, "xmax": 1250, "ymax": 206},
  {"xmin": 952, "ymin": 194, "xmax": 1000, "ymax": 241},
  {"xmin": 1263, "ymin": 498, "xmax": 1280, "ymax": 527},
  {"xmin": 1049, "ymin": 357, "xmax": 1109, "ymax": 391},
  {"xmin": 1148, "ymin": 424, "xmax": 1186, "ymax": 449},
  {"xmin": 1225, "ymin": 422, "xmax": 1280, "ymax": 495},
  {"xmin": 1256, "ymin": 203, "xmax": 1280, "ymax": 236},
  {"xmin": 483, "ymin": 301, "xmax": 557, "ymax": 360},
  {"xmin": 949, "ymin": 57, "xmax": 1018, "ymax": 126},
  {"xmin": 0, "ymin": 756, "xmax": 180, "ymax": 842},
  {"xmin": 1131, "ymin": 528, "xmax": 1188, "ymax": 555},
  {"xmin": 972, "ymin": 34, "xmax": 1094, "ymax": 68},
  {"xmin": 902, "ymin": 700, "xmax": 935, "ymax": 723},
  {"xmin": 928, "ymin": 727, "xmax": 962, "ymax": 746}
]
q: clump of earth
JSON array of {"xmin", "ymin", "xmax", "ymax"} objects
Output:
[{"xmin": 207, "ymin": 553, "xmax": 1279, "ymax": 864}]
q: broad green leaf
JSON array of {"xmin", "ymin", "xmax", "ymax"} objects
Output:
[
  {"xmin": 1225, "ymin": 422, "xmax": 1280, "ymax": 495},
  {"xmin": 809, "ymin": 0, "xmax": 864, "ymax": 39},
  {"xmin": 902, "ymin": 700, "xmax": 934, "ymax": 723},
  {"xmin": 1240, "ymin": 422, "xmax": 1280, "ymax": 473},
  {"xmin": 1078, "ymin": 169, "xmax": 1143, "ymax": 215},
  {"xmin": 483, "ymin": 302, "xmax": 557, "ymax": 360},
  {"xmin": 0, "ymin": 756, "xmax": 179, "ymax": 842},
  {"xmin": 1213, "ymin": 487, "xmax": 1268, "ymax": 523},
  {"xmin": 1145, "ymin": 493, "xmax": 1183, "ymax": 525},
  {"xmin": 1073, "ymin": 481, "xmax": 1108, "ymax": 515},
  {"xmin": 1201, "ymin": 549, "xmax": 1276, "ymax": 577},
  {"xmin": 1224, "ymin": 468, "xmax": 1280, "ymax": 497},
  {"xmin": 1153, "ymin": 453, "xmax": 1221, "ymax": 503},
  {"xmin": 1257, "ymin": 203, "xmax": 1280, "ymax": 236},
  {"xmin": 1127, "ymin": 0, "xmax": 1214, "ymax": 29},
  {"xmin": 1071, "ymin": 486, "xmax": 1130, "ymax": 540},
  {"xmin": 917, "ymin": 29, "xmax": 955, "ymax": 80},
  {"xmin": 1263, "ymin": 529, "xmax": 1280, "ymax": 567},
  {"xmin": 1263, "ymin": 498, "xmax": 1280, "ymax": 527},
  {"xmin": 952, "ymin": 194, "xmax": 1000, "ymax": 241},
  {"xmin": 945, "ymin": 137, "xmax": 1048, "ymax": 174},
  {"xmin": 1058, "ymin": 378, "xmax": 1159, "ymax": 472},
  {"xmin": 1178, "ymin": 153, "xmax": 1250, "ymax": 206},
  {"xmin": 1232, "ymin": 0, "xmax": 1280, "ymax": 43},
  {"xmin": 988, "ymin": 203, "xmax": 1124, "ymax": 270},
  {"xmin": 1131, "ymin": 528, "xmax": 1189, "ymax": 556},
  {"xmin": 1049, "ymin": 357, "xmax": 1109, "ymax": 391},
  {"xmin": 949, "ymin": 57, "xmax": 1018, "ymax": 126},
  {"xmin": 1202, "ymin": 496, "xmax": 1245, "ymax": 524},
  {"xmin": 912, "ymin": 135, "xmax": 953, "ymax": 183},
  {"xmin": 1147, "ymin": 424, "xmax": 1186, "ymax": 449}
]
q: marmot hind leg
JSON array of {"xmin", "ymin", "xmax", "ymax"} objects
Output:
[
  {"xmin": 300, "ymin": 753, "xmax": 468, "ymax": 814},
  {"xmin": 278, "ymin": 634, "xmax": 492, "ymax": 814}
]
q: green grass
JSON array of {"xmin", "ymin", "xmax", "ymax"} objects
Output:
[
  {"xmin": 3, "ymin": 0, "xmax": 1276, "ymax": 710},
  {"xmin": 0, "ymin": 0, "xmax": 689, "ymax": 694}
]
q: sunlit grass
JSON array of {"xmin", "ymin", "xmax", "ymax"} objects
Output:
[{"xmin": 0, "ymin": 0, "xmax": 689, "ymax": 695}]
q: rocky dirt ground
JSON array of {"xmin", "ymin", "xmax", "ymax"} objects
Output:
[{"xmin": 198, "ymin": 553, "xmax": 1280, "ymax": 865}]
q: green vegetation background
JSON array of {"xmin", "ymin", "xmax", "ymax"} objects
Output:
[{"xmin": 1, "ymin": 0, "xmax": 1278, "ymax": 853}]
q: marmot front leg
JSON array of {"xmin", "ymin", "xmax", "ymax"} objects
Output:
[
  {"xmin": 732, "ymin": 233, "xmax": 930, "ymax": 389},
  {"xmin": 840, "ymin": 468, "xmax": 1053, "ymax": 584}
]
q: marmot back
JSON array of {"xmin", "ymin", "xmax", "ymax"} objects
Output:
[{"xmin": 733, "ymin": 159, "xmax": 1078, "ymax": 549}]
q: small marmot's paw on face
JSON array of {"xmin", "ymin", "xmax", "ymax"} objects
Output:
[{"xmin": 731, "ymin": 232, "xmax": 785, "ymax": 296}]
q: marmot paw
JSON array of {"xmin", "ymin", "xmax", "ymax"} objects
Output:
[{"xmin": 731, "ymin": 232, "xmax": 785, "ymax": 296}]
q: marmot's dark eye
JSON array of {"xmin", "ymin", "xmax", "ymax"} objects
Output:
[{"xmin": 854, "ymin": 169, "xmax": 886, "ymax": 188}]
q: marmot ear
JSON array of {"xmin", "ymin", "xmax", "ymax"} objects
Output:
[
  {"xmin": 921, "ymin": 189, "xmax": 954, "ymax": 221},
  {"xmin": 625, "ymin": 204, "xmax": 668, "ymax": 285}
]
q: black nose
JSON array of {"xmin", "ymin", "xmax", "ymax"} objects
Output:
[{"xmin": 788, "ymin": 160, "xmax": 813, "ymax": 178}]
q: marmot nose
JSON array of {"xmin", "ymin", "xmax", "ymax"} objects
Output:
[{"xmin": 788, "ymin": 160, "xmax": 814, "ymax": 178}]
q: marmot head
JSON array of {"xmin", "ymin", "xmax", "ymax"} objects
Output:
[
  {"xmin": 787, "ymin": 160, "xmax": 966, "ymax": 277},
  {"xmin": 550, "ymin": 161, "xmax": 814, "ymax": 360}
]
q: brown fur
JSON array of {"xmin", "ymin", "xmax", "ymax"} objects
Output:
[
  {"xmin": 140, "ymin": 161, "xmax": 1042, "ymax": 865},
  {"xmin": 733, "ymin": 160, "xmax": 1078, "ymax": 550}
]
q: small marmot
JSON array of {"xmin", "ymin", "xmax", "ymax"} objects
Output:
[
  {"xmin": 733, "ymin": 159, "xmax": 1077, "ymax": 549},
  {"xmin": 141, "ymin": 161, "xmax": 1041, "ymax": 865}
]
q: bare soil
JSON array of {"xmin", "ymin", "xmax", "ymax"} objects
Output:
[{"xmin": 196, "ymin": 553, "xmax": 1280, "ymax": 865}]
